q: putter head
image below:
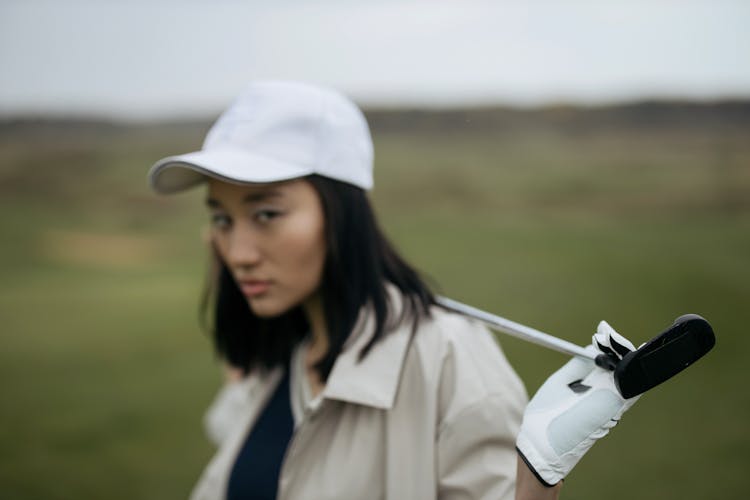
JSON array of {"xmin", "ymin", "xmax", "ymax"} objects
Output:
[{"xmin": 614, "ymin": 314, "xmax": 715, "ymax": 399}]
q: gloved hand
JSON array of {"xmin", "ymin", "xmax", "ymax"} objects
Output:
[{"xmin": 516, "ymin": 321, "xmax": 641, "ymax": 486}]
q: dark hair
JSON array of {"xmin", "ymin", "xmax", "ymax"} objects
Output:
[{"xmin": 201, "ymin": 174, "xmax": 437, "ymax": 381}]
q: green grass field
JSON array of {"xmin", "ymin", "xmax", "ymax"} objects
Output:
[{"xmin": 1, "ymin": 104, "xmax": 748, "ymax": 499}]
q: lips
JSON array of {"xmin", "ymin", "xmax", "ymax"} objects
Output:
[{"xmin": 237, "ymin": 280, "xmax": 272, "ymax": 297}]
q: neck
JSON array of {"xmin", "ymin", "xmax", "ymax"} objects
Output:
[{"xmin": 302, "ymin": 291, "xmax": 329, "ymax": 364}]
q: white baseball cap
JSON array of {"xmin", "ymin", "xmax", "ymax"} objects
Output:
[{"xmin": 148, "ymin": 81, "xmax": 374, "ymax": 194}]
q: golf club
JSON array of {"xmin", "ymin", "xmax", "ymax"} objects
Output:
[{"xmin": 436, "ymin": 296, "xmax": 715, "ymax": 398}]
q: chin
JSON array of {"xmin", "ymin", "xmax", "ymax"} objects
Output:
[{"xmin": 247, "ymin": 297, "xmax": 292, "ymax": 318}]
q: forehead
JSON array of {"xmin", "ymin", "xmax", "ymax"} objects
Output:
[
  {"xmin": 205, "ymin": 177, "xmax": 315, "ymax": 205},
  {"xmin": 207, "ymin": 177, "xmax": 286, "ymax": 198}
]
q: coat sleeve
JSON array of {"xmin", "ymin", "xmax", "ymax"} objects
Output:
[{"xmin": 436, "ymin": 392, "xmax": 525, "ymax": 500}]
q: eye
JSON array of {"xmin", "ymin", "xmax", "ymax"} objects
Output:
[
  {"xmin": 254, "ymin": 209, "xmax": 281, "ymax": 224},
  {"xmin": 210, "ymin": 213, "xmax": 232, "ymax": 230}
]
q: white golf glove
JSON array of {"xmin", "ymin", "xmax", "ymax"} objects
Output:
[{"xmin": 516, "ymin": 321, "xmax": 641, "ymax": 486}]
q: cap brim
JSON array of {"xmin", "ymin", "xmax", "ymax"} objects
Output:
[{"xmin": 148, "ymin": 148, "xmax": 315, "ymax": 194}]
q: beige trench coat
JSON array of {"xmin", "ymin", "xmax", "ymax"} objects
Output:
[{"xmin": 190, "ymin": 291, "xmax": 528, "ymax": 500}]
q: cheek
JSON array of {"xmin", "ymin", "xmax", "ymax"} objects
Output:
[
  {"xmin": 276, "ymin": 213, "xmax": 326, "ymax": 286},
  {"xmin": 209, "ymin": 232, "xmax": 234, "ymax": 268},
  {"xmin": 210, "ymin": 234, "xmax": 227, "ymax": 260}
]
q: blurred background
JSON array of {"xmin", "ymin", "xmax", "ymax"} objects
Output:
[{"xmin": 1, "ymin": 1, "xmax": 748, "ymax": 498}]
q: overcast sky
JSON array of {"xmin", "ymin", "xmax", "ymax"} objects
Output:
[{"xmin": 1, "ymin": 0, "xmax": 749, "ymax": 119}]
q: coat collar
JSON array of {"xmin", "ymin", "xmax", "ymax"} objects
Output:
[{"xmin": 321, "ymin": 284, "xmax": 415, "ymax": 410}]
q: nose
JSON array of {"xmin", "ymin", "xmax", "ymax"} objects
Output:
[{"xmin": 222, "ymin": 224, "xmax": 262, "ymax": 271}]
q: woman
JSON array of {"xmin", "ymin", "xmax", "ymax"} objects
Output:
[{"xmin": 148, "ymin": 81, "xmax": 639, "ymax": 500}]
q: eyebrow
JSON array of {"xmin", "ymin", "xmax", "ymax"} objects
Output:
[{"xmin": 205, "ymin": 189, "xmax": 284, "ymax": 208}]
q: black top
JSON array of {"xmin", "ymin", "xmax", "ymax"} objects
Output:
[{"xmin": 226, "ymin": 367, "xmax": 294, "ymax": 500}]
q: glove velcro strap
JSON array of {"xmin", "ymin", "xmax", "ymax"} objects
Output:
[
  {"xmin": 516, "ymin": 446, "xmax": 558, "ymax": 488},
  {"xmin": 515, "ymin": 433, "xmax": 564, "ymax": 486}
]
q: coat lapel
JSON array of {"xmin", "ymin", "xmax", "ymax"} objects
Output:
[{"xmin": 322, "ymin": 285, "xmax": 415, "ymax": 410}]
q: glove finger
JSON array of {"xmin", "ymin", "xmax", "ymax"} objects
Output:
[
  {"xmin": 603, "ymin": 321, "xmax": 636, "ymax": 354},
  {"xmin": 594, "ymin": 320, "xmax": 635, "ymax": 360},
  {"xmin": 593, "ymin": 332, "xmax": 619, "ymax": 359}
]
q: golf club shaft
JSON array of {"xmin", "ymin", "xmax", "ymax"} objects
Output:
[{"xmin": 436, "ymin": 296, "xmax": 596, "ymax": 361}]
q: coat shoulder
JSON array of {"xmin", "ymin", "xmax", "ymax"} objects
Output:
[{"xmin": 408, "ymin": 304, "xmax": 529, "ymax": 420}]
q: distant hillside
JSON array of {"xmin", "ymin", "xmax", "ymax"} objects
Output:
[
  {"xmin": 364, "ymin": 100, "xmax": 750, "ymax": 134},
  {"xmin": 2, "ymin": 100, "xmax": 749, "ymax": 137}
]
